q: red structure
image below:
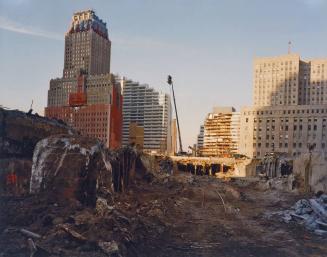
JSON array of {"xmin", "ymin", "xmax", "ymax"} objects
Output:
[
  {"xmin": 69, "ymin": 74, "xmax": 87, "ymax": 107},
  {"xmin": 109, "ymin": 80, "xmax": 123, "ymax": 149},
  {"xmin": 45, "ymin": 84, "xmax": 122, "ymax": 149}
]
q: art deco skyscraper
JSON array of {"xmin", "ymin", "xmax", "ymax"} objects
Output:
[
  {"xmin": 45, "ymin": 10, "xmax": 122, "ymax": 149},
  {"xmin": 63, "ymin": 10, "xmax": 111, "ymax": 79}
]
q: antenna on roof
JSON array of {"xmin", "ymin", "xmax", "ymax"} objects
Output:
[{"xmin": 288, "ymin": 41, "xmax": 292, "ymax": 54}]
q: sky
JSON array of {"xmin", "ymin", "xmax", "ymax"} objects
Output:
[{"xmin": 1, "ymin": 0, "xmax": 327, "ymax": 148}]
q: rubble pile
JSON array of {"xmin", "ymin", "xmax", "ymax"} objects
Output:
[
  {"xmin": 29, "ymin": 134, "xmax": 111, "ymax": 206},
  {"xmin": 0, "ymin": 107, "xmax": 75, "ymax": 158},
  {"xmin": 273, "ymin": 193, "xmax": 327, "ymax": 236},
  {"xmin": 257, "ymin": 153, "xmax": 293, "ymax": 178},
  {"xmin": 0, "ymin": 158, "xmax": 199, "ymax": 257},
  {"xmin": 2, "ymin": 167, "xmax": 327, "ymax": 256},
  {"xmin": 0, "ymin": 148, "xmax": 165, "ymax": 256},
  {"xmin": 0, "ymin": 108, "xmax": 76, "ymax": 196},
  {"xmin": 158, "ymin": 157, "xmax": 174, "ymax": 174}
]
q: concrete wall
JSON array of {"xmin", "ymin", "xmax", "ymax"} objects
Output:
[{"xmin": 293, "ymin": 152, "xmax": 327, "ymax": 193}]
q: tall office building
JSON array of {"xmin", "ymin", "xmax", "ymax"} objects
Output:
[
  {"xmin": 240, "ymin": 53, "xmax": 327, "ymax": 158},
  {"xmin": 119, "ymin": 77, "xmax": 172, "ymax": 154},
  {"xmin": 201, "ymin": 107, "xmax": 240, "ymax": 157},
  {"xmin": 253, "ymin": 53, "xmax": 327, "ymax": 106},
  {"xmin": 45, "ymin": 10, "xmax": 122, "ymax": 149}
]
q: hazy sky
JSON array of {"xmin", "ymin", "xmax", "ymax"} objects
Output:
[{"xmin": 1, "ymin": 0, "xmax": 327, "ymax": 147}]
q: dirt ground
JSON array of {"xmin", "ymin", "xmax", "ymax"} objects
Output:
[{"xmin": 1, "ymin": 171, "xmax": 326, "ymax": 257}]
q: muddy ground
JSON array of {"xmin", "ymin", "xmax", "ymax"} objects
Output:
[{"xmin": 1, "ymin": 171, "xmax": 326, "ymax": 257}]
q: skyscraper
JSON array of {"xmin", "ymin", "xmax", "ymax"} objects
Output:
[
  {"xmin": 253, "ymin": 53, "xmax": 327, "ymax": 106},
  {"xmin": 240, "ymin": 53, "xmax": 327, "ymax": 158},
  {"xmin": 45, "ymin": 10, "xmax": 122, "ymax": 149},
  {"xmin": 119, "ymin": 77, "xmax": 172, "ymax": 154}
]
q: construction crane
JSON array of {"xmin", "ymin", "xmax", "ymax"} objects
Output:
[{"xmin": 167, "ymin": 75, "xmax": 184, "ymax": 154}]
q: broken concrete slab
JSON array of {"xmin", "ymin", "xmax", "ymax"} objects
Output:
[
  {"xmin": 29, "ymin": 135, "xmax": 111, "ymax": 206},
  {"xmin": 274, "ymin": 194, "xmax": 327, "ymax": 235}
]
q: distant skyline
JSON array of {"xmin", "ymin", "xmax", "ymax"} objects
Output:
[{"xmin": 1, "ymin": 0, "xmax": 327, "ymax": 147}]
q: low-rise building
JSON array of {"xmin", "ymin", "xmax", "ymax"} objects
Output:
[{"xmin": 239, "ymin": 105, "xmax": 327, "ymax": 159}]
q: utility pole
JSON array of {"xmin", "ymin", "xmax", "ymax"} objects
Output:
[{"xmin": 167, "ymin": 75, "xmax": 183, "ymax": 153}]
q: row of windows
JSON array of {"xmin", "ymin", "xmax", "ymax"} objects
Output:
[
  {"xmin": 253, "ymin": 124, "xmax": 321, "ymax": 131},
  {"xmin": 244, "ymin": 108, "xmax": 327, "ymax": 116},
  {"xmin": 253, "ymin": 142, "xmax": 325, "ymax": 149},
  {"xmin": 253, "ymin": 118, "xmax": 326, "ymax": 123}
]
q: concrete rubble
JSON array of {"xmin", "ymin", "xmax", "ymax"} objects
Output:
[
  {"xmin": 0, "ymin": 108, "xmax": 76, "ymax": 197},
  {"xmin": 257, "ymin": 153, "xmax": 293, "ymax": 178},
  {"xmin": 271, "ymin": 193, "xmax": 327, "ymax": 236}
]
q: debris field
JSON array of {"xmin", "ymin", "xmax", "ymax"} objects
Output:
[{"xmin": 1, "ymin": 170, "xmax": 327, "ymax": 257}]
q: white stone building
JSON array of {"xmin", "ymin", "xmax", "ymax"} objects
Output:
[
  {"xmin": 240, "ymin": 53, "xmax": 327, "ymax": 159},
  {"xmin": 120, "ymin": 77, "xmax": 172, "ymax": 154}
]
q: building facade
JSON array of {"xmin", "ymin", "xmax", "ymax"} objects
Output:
[
  {"xmin": 45, "ymin": 10, "xmax": 122, "ymax": 149},
  {"xmin": 120, "ymin": 77, "xmax": 172, "ymax": 154},
  {"xmin": 253, "ymin": 53, "xmax": 327, "ymax": 107},
  {"xmin": 201, "ymin": 107, "xmax": 240, "ymax": 157},
  {"xmin": 239, "ymin": 105, "xmax": 327, "ymax": 159},
  {"xmin": 240, "ymin": 53, "xmax": 327, "ymax": 159},
  {"xmin": 197, "ymin": 125, "xmax": 204, "ymax": 153},
  {"xmin": 128, "ymin": 122, "xmax": 144, "ymax": 149}
]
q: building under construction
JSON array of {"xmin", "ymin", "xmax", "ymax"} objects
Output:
[
  {"xmin": 201, "ymin": 107, "xmax": 240, "ymax": 157},
  {"xmin": 45, "ymin": 10, "xmax": 122, "ymax": 149}
]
